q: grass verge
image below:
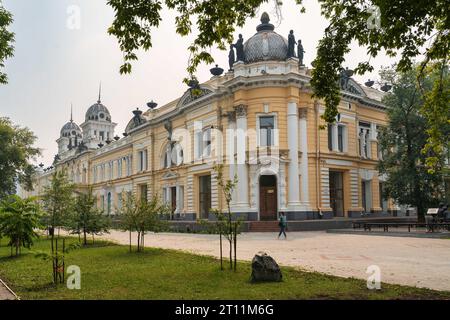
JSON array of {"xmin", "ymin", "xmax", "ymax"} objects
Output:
[{"xmin": 0, "ymin": 237, "xmax": 449, "ymax": 300}]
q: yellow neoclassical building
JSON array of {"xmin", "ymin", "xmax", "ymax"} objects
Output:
[{"xmin": 24, "ymin": 13, "xmax": 403, "ymax": 226}]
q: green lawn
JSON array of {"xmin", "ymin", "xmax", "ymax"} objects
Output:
[{"xmin": 0, "ymin": 237, "xmax": 449, "ymax": 300}]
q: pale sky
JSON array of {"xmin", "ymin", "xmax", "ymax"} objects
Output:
[{"xmin": 0, "ymin": 0, "xmax": 394, "ymax": 165}]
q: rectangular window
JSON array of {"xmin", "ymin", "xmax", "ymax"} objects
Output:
[
  {"xmin": 100, "ymin": 195, "xmax": 105, "ymax": 211},
  {"xmin": 99, "ymin": 131, "xmax": 105, "ymax": 141},
  {"xmin": 259, "ymin": 116, "xmax": 275, "ymax": 146},
  {"xmin": 139, "ymin": 184, "xmax": 148, "ymax": 203},
  {"xmin": 109, "ymin": 162, "xmax": 113, "ymax": 180},
  {"xmin": 117, "ymin": 159, "xmax": 122, "ymax": 178},
  {"xmin": 117, "ymin": 193, "xmax": 123, "ymax": 210},
  {"xmin": 203, "ymin": 128, "xmax": 212, "ymax": 157},
  {"xmin": 126, "ymin": 156, "xmax": 132, "ymax": 176},
  {"xmin": 327, "ymin": 124, "xmax": 333, "ymax": 151},
  {"xmin": 138, "ymin": 150, "xmax": 147, "ymax": 171},
  {"xmin": 337, "ymin": 125, "xmax": 344, "ymax": 152}
]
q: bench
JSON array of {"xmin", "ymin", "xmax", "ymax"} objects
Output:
[{"xmin": 352, "ymin": 222, "xmax": 450, "ymax": 233}]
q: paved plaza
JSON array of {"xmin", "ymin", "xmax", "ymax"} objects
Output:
[
  {"xmin": 97, "ymin": 230, "xmax": 450, "ymax": 291},
  {"xmin": 0, "ymin": 279, "xmax": 17, "ymax": 300}
]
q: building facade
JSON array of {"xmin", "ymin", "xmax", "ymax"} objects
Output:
[{"xmin": 24, "ymin": 14, "xmax": 403, "ymax": 221}]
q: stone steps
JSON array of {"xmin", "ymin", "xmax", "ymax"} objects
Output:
[{"xmin": 249, "ymin": 221, "xmax": 280, "ymax": 232}]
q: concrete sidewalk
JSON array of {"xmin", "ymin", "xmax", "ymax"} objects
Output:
[{"xmin": 97, "ymin": 230, "xmax": 450, "ymax": 291}]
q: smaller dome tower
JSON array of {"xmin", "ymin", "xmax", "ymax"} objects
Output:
[
  {"xmin": 80, "ymin": 85, "xmax": 117, "ymax": 149},
  {"xmin": 56, "ymin": 106, "xmax": 83, "ymax": 154}
]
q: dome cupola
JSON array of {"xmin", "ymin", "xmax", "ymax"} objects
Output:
[
  {"xmin": 85, "ymin": 99, "xmax": 111, "ymax": 122},
  {"xmin": 57, "ymin": 106, "xmax": 83, "ymax": 155},
  {"xmin": 60, "ymin": 120, "xmax": 82, "ymax": 138},
  {"xmin": 243, "ymin": 12, "xmax": 288, "ymax": 63},
  {"xmin": 60, "ymin": 106, "xmax": 82, "ymax": 138},
  {"xmin": 85, "ymin": 85, "xmax": 111, "ymax": 122}
]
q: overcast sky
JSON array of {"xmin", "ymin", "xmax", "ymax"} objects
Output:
[{"xmin": 0, "ymin": 0, "xmax": 394, "ymax": 165}]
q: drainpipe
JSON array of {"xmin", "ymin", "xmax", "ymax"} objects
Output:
[{"xmin": 314, "ymin": 100, "xmax": 322, "ymax": 218}]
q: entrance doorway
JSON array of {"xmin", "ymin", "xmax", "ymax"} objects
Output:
[
  {"xmin": 170, "ymin": 187, "xmax": 177, "ymax": 213},
  {"xmin": 259, "ymin": 175, "xmax": 278, "ymax": 220},
  {"xmin": 329, "ymin": 171, "xmax": 344, "ymax": 217},
  {"xmin": 199, "ymin": 175, "xmax": 211, "ymax": 219}
]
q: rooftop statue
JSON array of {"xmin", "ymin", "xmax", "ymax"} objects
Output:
[
  {"xmin": 228, "ymin": 44, "xmax": 235, "ymax": 70},
  {"xmin": 164, "ymin": 120, "xmax": 173, "ymax": 141},
  {"xmin": 287, "ymin": 30, "xmax": 297, "ymax": 58},
  {"xmin": 339, "ymin": 67, "xmax": 353, "ymax": 90},
  {"xmin": 234, "ymin": 34, "xmax": 244, "ymax": 62},
  {"xmin": 297, "ymin": 40, "xmax": 305, "ymax": 66}
]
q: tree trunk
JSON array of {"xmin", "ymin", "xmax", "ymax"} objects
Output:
[
  {"xmin": 234, "ymin": 222, "xmax": 237, "ymax": 271},
  {"xmin": 129, "ymin": 230, "xmax": 132, "ymax": 253},
  {"xmin": 51, "ymin": 236, "xmax": 55, "ymax": 282},
  {"xmin": 229, "ymin": 238, "xmax": 232, "ymax": 270},
  {"xmin": 83, "ymin": 229, "xmax": 87, "ymax": 246},
  {"xmin": 219, "ymin": 231, "xmax": 223, "ymax": 270},
  {"xmin": 417, "ymin": 203, "xmax": 425, "ymax": 223},
  {"xmin": 137, "ymin": 232, "xmax": 140, "ymax": 252},
  {"xmin": 228, "ymin": 212, "xmax": 232, "ymax": 270}
]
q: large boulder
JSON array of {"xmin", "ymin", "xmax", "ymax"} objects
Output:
[{"xmin": 251, "ymin": 252, "xmax": 282, "ymax": 282}]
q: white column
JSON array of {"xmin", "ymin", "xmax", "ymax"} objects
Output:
[
  {"xmin": 365, "ymin": 128, "xmax": 371, "ymax": 158},
  {"xmin": 299, "ymin": 108, "xmax": 310, "ymax": 206},
  {"xmin": 359, "ymin": 128, "xmax": 365, "ymax": 157},
  {"xmin": 227, "ymin": 112, "xmax": 237, "ymax": 206},
  {"xmin": 234, "ymin": 105, "xmax": 249, "ymax": 210},
  {"xmin": 287, "ymin": 101, "xmax": 302, "ymax": 209},
  {"xmin": 332, "ymin": 124, "xmax": 339, "ymax": 152},
  {"xmin": 176, "ymin": 185, "xmax": 184, "ymax": 213}
]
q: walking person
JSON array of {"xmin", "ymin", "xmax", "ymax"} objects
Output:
[{"xmin": 278, "ymin": 212, "xmax": 287, "ymax": 239}]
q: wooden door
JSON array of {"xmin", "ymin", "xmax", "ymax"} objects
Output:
[
  {"xmin": 259, "ymin": 175, "xmax": 278, "ymax": 220},
  {"xmin": 329, "ymin": 171, "xmax": 344, "ymax": 217},
  {"xmin": 171, "ymin": 187, "xmax": 177, "ymax": 213}
]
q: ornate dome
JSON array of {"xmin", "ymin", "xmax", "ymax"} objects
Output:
[
  {"xmin": 60, "ymin": 120, "xmax": 82, "ymax": 138},
  {"xmin": 85, "ymin": 99, "xmax": 111, "ymax": 122},
  {"xmin": 244, "ymin": 12, "xmax": 288, "ymax": 63}
]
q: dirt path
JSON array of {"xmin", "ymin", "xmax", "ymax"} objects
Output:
[{"xmin": 96, "ymin": 230, "xmax": 450, "ymax": 292}]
